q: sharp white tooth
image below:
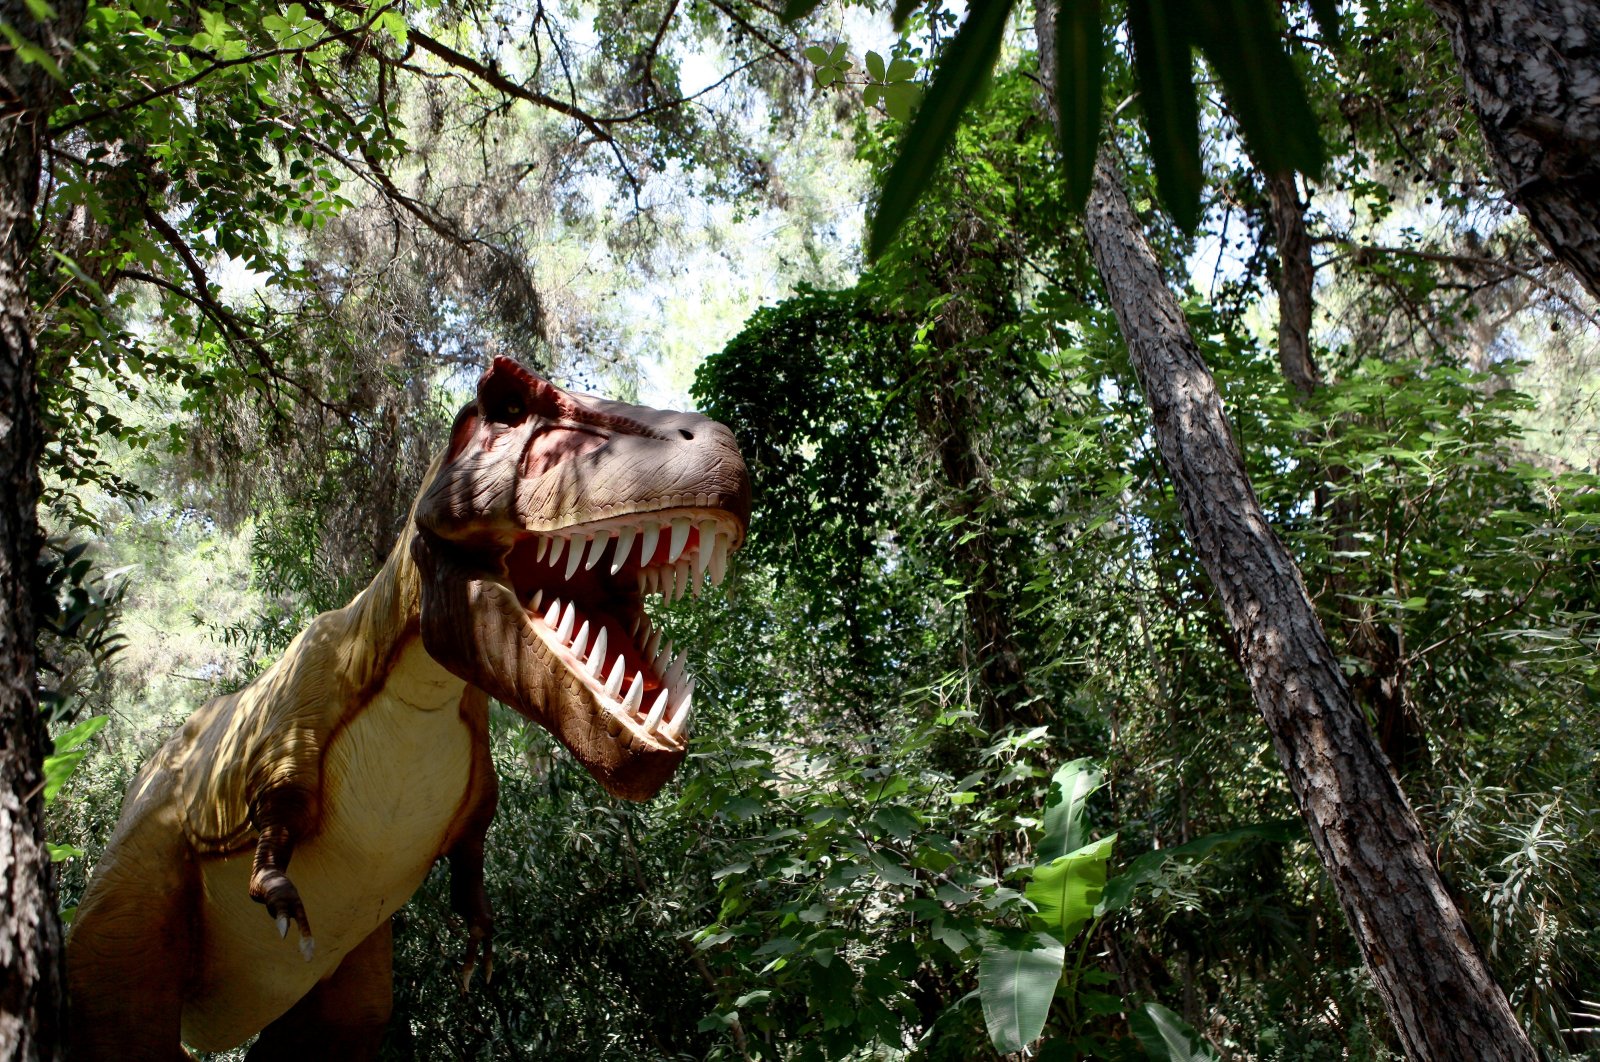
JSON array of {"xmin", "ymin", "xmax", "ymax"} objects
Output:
[
  {"xmin": 564, "ymin": 537, "xmax": 584, "ymax": 579},
  {"xmin": 572, "ymin": 620, "xmax": 590, "ymax": 656},
  {"xmin": 535, "ymin": 537, "xmax": 551, "ymax": 563},
  {"xmin": 547, "ymin": 536, "xmax": 567, "ymax": 568},
  {"xmin": 557, "ymin": 601, "xmax": 576, "ymax": 643},
  {"xmin": 605, "ymin": 656, "xmax": 625, "ymax": 697},
  {"xmin": 611, "ymin": 525, "xmax": 637, "ymax": 575},
  {"xmin": 667, "ymin": 517, "xmax": 691, "ymax": 563},
  {"xmin": 664, "ymin": 682, "xmax": 693, "ymax": 740},
  {"xmin": 530, "ymin": 589, "xmax": 544, "ymax": 612},
  {"xmin": 585, "ymin": 530, "xmax": 611, "ymax": 570},
  {"xmin": 666, "ymin": 650, "xmax": 686, "ymax": 689},
  {"xmin": 675, "ymin": 559, "xmax": 692, "ymax": 600},
  {"xmin": 644, "ymin": 688, "xmax": 670, "ymax": 729},
  {"xmin": 639, "ymin": 522, "xmax": 660, "ymax": 565},
  {"xmin": 587, "ymin": 629, "xmax": 608, "ymax": 674},
  {"xmin": 544, "ymin": 599, "xmax": 562, "ymax": 627},
  {"xmin": 622, "ymin": 672, "xmax": 644, "ymax": 713},
  {"xmin": 710, "ymin": 534, "xmax": 729, "ymax": 586},
  {"xmin": 696, "ymin": 521, "xmax": 716, "ymax": 586},
  {"xmin": 645, "ymin": 630, "xmax": 662, "ymax": 665}
]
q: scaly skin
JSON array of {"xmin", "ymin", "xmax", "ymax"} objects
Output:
[{"xmin": 65, "ymin": 359, "xmax": 750, "ymax": 1059}]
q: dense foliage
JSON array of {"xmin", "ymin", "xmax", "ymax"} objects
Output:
[{"xmin": 31, "ymin": 0, "xmax": 1600, "ymax": 1058}]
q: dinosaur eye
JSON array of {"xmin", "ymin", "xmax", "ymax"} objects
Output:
[{"xmin": 480, "ymin": 376, "xmax": 530, "ymax": 425}]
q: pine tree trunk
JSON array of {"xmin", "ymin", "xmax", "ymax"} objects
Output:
[
  {"xmin": 1032, "ymin": 4, "xmax": 1532, "ymax": 1055},
  {"xmin": 1082, "ymin": 145, "xmax": 1533, "ymax": 1062},
  {"xmin": 0, "ymin": 4, "xmax": 84, "ymax": 1059},
  {"xmin": 1427, "ymin": 0, "xmax": 1600, "ymax": 303}
]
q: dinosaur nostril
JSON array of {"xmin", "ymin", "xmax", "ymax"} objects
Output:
[{"xmin": 678, "ymin": 428, "xmax": 695, "ymax": 440}]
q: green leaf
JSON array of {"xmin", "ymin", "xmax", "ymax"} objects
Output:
[
  {"xmin": 1127, "ymin": 0, "xmax": 1200, "ymax": 231},
  {"xmin": 866, "ymin": 50, "xmax": 886, "ymax": 82},
  {"xmin": 378, "ymin": 9, "xmax": 407, "ymax": 47},
  {"xmin": 883, "ymin": 82, "xmax": 921, "ymax": 122},
  {"xmin": 42, "ymin": 715, "xmax": 108, "ymax": 805},
  {"xmin": 1129, "ymin": 1001, "xmax": 1219, "ymax": 1060},
  {"xmin": 1188, "ymin": 0, "xmax": 1323, "ymax": 177},
  {"xmin": 1038, "ymin": 758, "xmax": 1102, "ymax": 863},
  {"xmin": 1099, "ymin": 820, "xmax": 1299, "ymax": 914},
  {"xmin": 864, "ymin": 84, "xmax": 884, "ymax": 107},
  {"xmin": 803, "ymin": 44, "xmax": 831, "ymax": 65},
  {"xmin": 1054, "ymin": 0, "xmax": 1104, "ymax": 211},
  {"xmin": 1026, "ymin": 834, "xmax": 1115, "ymax": 943},
  {"xmin": 886, "ymin": 57, "xmax": 917, "ymax": 82},
  {"xmin": 868, "ymin": 0, "xmax": 1016, "ymax": 259},
  {"xmin": 979, "ymin": 929, "xmax": 1066, "ymax": 1053},
  {"xmin": 47, "ymin": 841, "xmax": 85, "ymax": 862}
]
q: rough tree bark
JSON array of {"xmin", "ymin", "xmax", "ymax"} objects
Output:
[
  {"xmin": 1264, "ymin": 172, "xmax": 1428, "ymax": 775},
  {"xmin": 1426, "ymin": 0, "xmax": 1600, "ymax": 303},
  {"xmin": 1032, "ymin": 4, "xmax": 1533, "ymax": 1056},
  {"xmin": 1089, "ymin": 145, "xmax": 1532, "ymax": 1062},
  {"xmin": 1265, "ymin": 172, "xmax": 1320, "ymax": 400},
  {"xmin": 0, "ymin": 3, "xmax": 84, "ymax": 1059}
]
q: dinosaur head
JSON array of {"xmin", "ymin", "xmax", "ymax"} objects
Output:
[{"xmin": 410, "ymin": 357, "xmax": 750, "ymax": 801}]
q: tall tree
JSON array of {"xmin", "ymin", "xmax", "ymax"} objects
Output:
[
  {"xmin": 1032, "ymin": 3, "xmax": 1535, "ymax": 1056},
  {"xmin": 1, "ymin": 3, "xmax": 85, "ymax": 1059},
  {"xmin": 1427, "ymin": 0, "xmax": 1600, "ymax": 303}
]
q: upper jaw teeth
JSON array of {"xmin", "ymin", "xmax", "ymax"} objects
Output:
[{"xmin": 535, "ymin": 512, "xmax": 738, "ymax": 606}]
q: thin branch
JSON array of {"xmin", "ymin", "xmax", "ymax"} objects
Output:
[
  {"xmin": 403, "ymin": 24, "xmax": 616, "ymax": 145},
  {"xmin": 1405, "ymin": 559, "xmax": 1555, "ymax": 666},
  {"xmin": 599, "ymin": 56, "xmax": 762, "ymax": 125},
  {"xmin": 1317, "ymin": 237, "xmax": 1600, "ymax": 328},
  {"xmin": 52, "ymin": 8, "xmax": 389, "ymax": 134},
  {"xmin": 643, "ymin": 0, "xmax": 680, "ymax": 75},
  {"xmin": 700, "ymin": 0, "xmax": 798, "ymax": 66},
  {"xmin": 132, "ymin": 213, "xmax": 332, "ymax": 418}
]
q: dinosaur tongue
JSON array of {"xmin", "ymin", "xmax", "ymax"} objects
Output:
[{"xmin": 411, "ymin": 532, "xmax": 686, "ymax": 801}]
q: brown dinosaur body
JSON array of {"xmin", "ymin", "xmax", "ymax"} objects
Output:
[{"xmin": 65, "ymin": 358, "xmax": 750, "ymax": 1059}]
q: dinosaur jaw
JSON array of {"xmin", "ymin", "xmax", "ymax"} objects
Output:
[
  {"xmin": 414, "ymin": 506, "xmax": 743, "ymax": 802},
  {"xmin": 507, "ymin": 507, "xmax": 743, "ymax": 757}
]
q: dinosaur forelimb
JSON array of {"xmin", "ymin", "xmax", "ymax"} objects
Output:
[
  {"xmin": 249, "ymin": 820, "xmax": 315, "ymax": 962},
  {"xmin": 448, "ymin": 831, "xmax": 495, "ymax": 992}
]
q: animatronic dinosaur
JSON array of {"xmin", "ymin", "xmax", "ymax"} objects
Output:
[{"xmin": 65, "ymin": 357, "xmax": 750, "ymax": 1060}]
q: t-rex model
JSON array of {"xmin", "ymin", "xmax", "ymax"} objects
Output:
[{"xmin": 65, "ymin": 357, "xmax": 750, "ymax": 1060}]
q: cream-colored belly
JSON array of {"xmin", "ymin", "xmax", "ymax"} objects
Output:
[{"xmin": 182, "ymin": 656, "xmax": 472, "ymax": 1051}]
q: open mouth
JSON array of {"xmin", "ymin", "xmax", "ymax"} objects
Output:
[{"xmin": 504, "ymin": 507, "xmax": 742, "ymax": 749}]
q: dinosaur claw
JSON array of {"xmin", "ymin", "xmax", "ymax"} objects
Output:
[
  {"xmin": 299, "ymin": 934, "xmax": 316, "ymax": 963},
  {"xmin": 276, "ymin": 915, "xmax": 289, "ymax": 940}
]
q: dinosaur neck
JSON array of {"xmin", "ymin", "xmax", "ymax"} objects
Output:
[{"xmin": 335, "ymin": 524, "xmax": 463, "ymax": 708}]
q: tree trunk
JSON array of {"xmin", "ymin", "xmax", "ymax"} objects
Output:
[
  {"xmin": 1264, "ymin": 171, "xmax": 1428, "ymax": 775},
  {"xmin": 1265, "ymin": 172, "xmax": 1320, "ymax": 399},
  {"xmin": 1082, "ymin": 146, "xmax": 1532, "ymax": 1061},
  {"xmin": 1032, "ymin": 4, "xmax": 1532, "ymax": 1055},
  {"xmin": 1427, "ymin": 0, "xmax": 1600, "ymax": 303},
  {"xmin": 0, "ymin": 4, "xmax": 84, "ymax": 1059}
]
